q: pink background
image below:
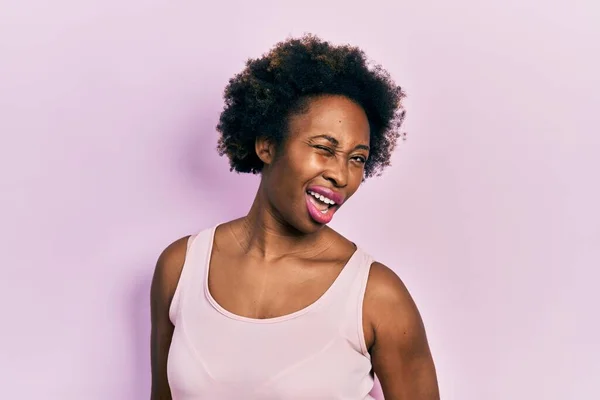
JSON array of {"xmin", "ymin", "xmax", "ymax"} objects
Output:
[{"xmin": 1, "ymin": 1, "xmax": 599, "ymax": 399}]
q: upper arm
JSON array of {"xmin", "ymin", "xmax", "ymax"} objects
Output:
[
  {"xmin": 150, "ymin": 236, "xmax": 190, "ymax": 400},
  {"xmin": 364, "ymin": 262, "xmax": 440, "ymax": 400}
]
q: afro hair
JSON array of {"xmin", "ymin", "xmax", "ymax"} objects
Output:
[{"xmin": 216, "ymin": 34, "xmax": 405, "ymax": 178}]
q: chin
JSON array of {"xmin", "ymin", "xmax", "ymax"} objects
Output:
[
  {"xmin": 282, "ymin": 213, "xmax": 325, "ymax": 236},
  {"xmin": 270, "ymin": 197, "xmax": 327, "ymax": 235},
  {"xmin": 302, "ymin": 212, "xmax": 332, "ymax": 234},
  {"xmin": 301, "ymin": 221, "xmax": 325, "ymax": 234}
]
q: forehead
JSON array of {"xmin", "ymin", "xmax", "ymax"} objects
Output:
[{"xmin": 287, "ymin": 95, "xmax": 370, "ymax": 145}]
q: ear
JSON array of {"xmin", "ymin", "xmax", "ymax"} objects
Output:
[{"xmin": 255, "ymin": 136, "xmax": 276, "ymax": 165}]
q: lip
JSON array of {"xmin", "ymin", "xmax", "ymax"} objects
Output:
[{"xmin": 306, "ymin": 185, "xmax": 345, "ymax": 205}]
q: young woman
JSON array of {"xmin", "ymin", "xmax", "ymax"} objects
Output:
[{"xmin": 151, "ymin": 35, "xmax": 440, "ymax": 400}]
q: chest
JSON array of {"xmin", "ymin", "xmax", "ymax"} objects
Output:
[
  {"xmin": 168, "ymin": 320, "xmax": 374, "ymax": 400},
  {"xmin": 207, "ymin": 251, "xmax": 345, "ymax": 320}
]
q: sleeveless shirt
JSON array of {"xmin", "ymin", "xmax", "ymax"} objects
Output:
[{"xmin": 167, "ymin": 225, "xmax": 375, "ymax": 399}]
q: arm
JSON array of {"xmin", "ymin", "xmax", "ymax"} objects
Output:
[
  {"xmin": 150, "ymin": 236, "xmax": 189, "ymax": 400},
  {"xmin": 365, "ymin": 262, "xmax": 440, "ymax": 400}
]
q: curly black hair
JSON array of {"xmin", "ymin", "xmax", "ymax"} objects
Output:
[{"xmin": 216, "ymin": 34, "xmax": 405, "ymax": 178}]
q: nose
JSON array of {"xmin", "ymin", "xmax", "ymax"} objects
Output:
[{"xmin": 323, "ymin": 157, "xmax": 348, "ymax": 188}]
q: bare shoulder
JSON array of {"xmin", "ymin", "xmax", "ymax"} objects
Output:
[
  {"xmin": 151, "ymin": 236, "xmax": 191, "ymax": 308},
  {"xmin": 150, "ymin": 235, "xmax": 191, "ymax": 398},
  {"xmin": 363, "ymin": 262, "xmax": 440, "ymax": 399},
  {"xmin": 365, "ymin": 262, "xmax": 417, "ymax": 314},
  {"xmin": 363, "ymin": 261, "xmax": 426, "ymax": 347}
]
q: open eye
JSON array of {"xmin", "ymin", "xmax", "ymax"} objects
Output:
[{"xmin": 351, "ymin": 155, "xmax": 367, "ymax": 164}]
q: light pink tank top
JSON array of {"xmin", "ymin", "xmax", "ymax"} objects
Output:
[{"xmin": 167, "ymin": 225, "xmax": 375, "ymax": 399}]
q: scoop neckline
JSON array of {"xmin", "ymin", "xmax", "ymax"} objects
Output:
[{"xmin": 203, "ymin": 224, "xmax": 360, "ymax": 324}]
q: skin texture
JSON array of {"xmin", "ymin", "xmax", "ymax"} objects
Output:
[{"xmin": 150, "ymin": 95, "xmax": 440, "ymax": 400}]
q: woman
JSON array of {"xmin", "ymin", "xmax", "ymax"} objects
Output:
[{"xmin": 151, "ymin": 35, "xmax": 440, "ymax": 399}]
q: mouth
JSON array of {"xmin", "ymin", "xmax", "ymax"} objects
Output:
[
  {"xmin": 307, "ymin": 190, "xmax": 337, "ymax": 212},
  {"xmin": 305, "ymin": 189, "xmax": 340, "ymax": 224}
]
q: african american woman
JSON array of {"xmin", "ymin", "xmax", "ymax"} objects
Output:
[{"xmin": 150, "ymin": 35, "xmax": 440, "ymax": 400}]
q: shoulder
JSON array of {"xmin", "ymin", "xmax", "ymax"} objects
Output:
[
  {"xmin": 362, "ymin": 261, "xmax": 440, "ymax": 398},
  {"xmin": 365, "ymin": 261, "xmax": 413, "ymax": 308},
  {"xmin": 150, "ymin": 236, "xmax": 192, "ymax": 307},
  {"xmin": 363, "ymin": 261, "xmax": 426, "ymax": 347}
]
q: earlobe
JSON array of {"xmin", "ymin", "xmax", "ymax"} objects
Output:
[{"xmin": 255, "ymin": 136, "xmax": 275, "ymax": 165}]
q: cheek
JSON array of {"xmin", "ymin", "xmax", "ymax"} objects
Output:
[
  {"xmin": 266, "ymin": 155, "xmax": 306, "ymax": 202},
  {"xmin": 300, "ymin": 155, "xmax": 326, "ymax": 175},
  {"xmin": 285, "ymin": 148, "xmax": 323, "ymax": 177}
]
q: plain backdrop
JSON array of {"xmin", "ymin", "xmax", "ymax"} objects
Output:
[{"xmin": 1, "ymin": 1, "xmax": 599, "ymax": 399}]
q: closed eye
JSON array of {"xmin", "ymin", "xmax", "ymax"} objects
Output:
[
  {"xmin": 314, "ymin": 144, "xmax": 366, "ymax": 164},
  {"xmin": 314, "ymin": 145, "xmax": 334, "ymax": 155}
]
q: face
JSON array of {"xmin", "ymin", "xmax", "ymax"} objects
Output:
[{"xmin": 257, "ymin": 95, "xmax": 370, "ymax": 234}]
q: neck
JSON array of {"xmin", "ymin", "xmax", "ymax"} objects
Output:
[{"xmin": 233, "ymin": 187, "xmax": 334, "ymax": 261}]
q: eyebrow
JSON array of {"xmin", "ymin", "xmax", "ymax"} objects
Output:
[{"xmin": 310, "ymin": 134, "xmax": 370, "ymax": 151}]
